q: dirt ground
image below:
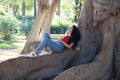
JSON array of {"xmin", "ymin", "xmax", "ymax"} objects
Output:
[
  {"xmin": 0, "ymin": 35, "xmax": 26, "ymax": 62},
  {"xmin": 0, "ymin": 49, "xmax": 21, "ymax": 62}
]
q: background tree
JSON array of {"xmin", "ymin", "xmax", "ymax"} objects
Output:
[
  {"xmin": 0, "ymin": 0, "xmax": 34, "ymax": 16},
  {"xmin": 0, "ymin": 0, "xmax": 9, "ymax": 13},
  {"xmin": 34, "ymin": 0, "xmax": 36, "ymax": 17},
  {"xmin": 22, "ymin": 0, "xmax": 25, "ymax": 16},
  {"xmin": 0, "ymin": 16, "xmax": 20, "ymax": 40},
  {"xmin": 73, "ymin": 0, "xmax": 83, "ymax": 22},
  {"xmin": 21, "ymin": 0, "xmax": 61, "ymax": 54}
]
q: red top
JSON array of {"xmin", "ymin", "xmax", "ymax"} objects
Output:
[{"xmin": 60, "ymin": 35, "xmax": 70, "ymax": 43}]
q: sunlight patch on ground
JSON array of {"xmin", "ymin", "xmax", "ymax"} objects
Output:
[{"xmin": 0, "ymin": 49, "xmax": 21, "ymax": 62}]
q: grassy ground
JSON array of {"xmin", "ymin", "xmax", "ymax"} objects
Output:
[
  {"xmin": 0, "ymin": 34, "xmax": 61, "ymax": 50},
  {"xmin": 0, "ymin": 34, "xmax": 26, "ymax": 61},
  {"xmin": 0, "ymin": 33, "xmax": 61, "ymax": 61},
  {"xmin": 0, "ymin": 37, "xmax": 26, "ymax": 50}
]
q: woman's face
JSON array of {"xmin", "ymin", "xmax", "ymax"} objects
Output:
[{"xmin": 68, "ymin": 26, "xmax": 73, "ymax": 34}]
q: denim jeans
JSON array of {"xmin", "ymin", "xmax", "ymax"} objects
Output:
[{"xmin": 35, "ymin": 33, "xmax": 64, "ymax": 52}]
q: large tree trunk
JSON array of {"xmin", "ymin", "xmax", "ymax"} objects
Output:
[
  {"xmin": 54, "ymin": 24, "xmax": 114, "ymax": 80},
  {"xmin": 54, "ymin": 0, "xmax": 120, "ymax": 80},
  {"xmin": 0, "ymin": 49, "xmax": 75, "ymax": 80}
]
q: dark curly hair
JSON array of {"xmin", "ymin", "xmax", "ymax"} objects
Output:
[{"xmin": 68, "ymin": 25, "xmax": 81, "ymax": 49}]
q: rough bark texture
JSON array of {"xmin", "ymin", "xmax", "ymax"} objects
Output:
[
  {"xmin": 0, "ymin": 49, "xmax": 76, "ymax": 80},
  {"xmin": 39, "ymin": 0, "xmax": 60, "ymax": 41},
  {"xmin": 53, "ymin": 26, "xmax": 113, "ymax": 80},
  {"xmin": 114, "ymin": 1, "xmax": 120, "ymax": 80},
  {"xmin": 53, "ymin": 0, "xmax": 120, "ymax": 80}
]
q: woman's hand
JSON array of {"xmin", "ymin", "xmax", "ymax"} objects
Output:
[{"xmin": 59, "ymin": 40, "xmax": 74, "ymax": 49}]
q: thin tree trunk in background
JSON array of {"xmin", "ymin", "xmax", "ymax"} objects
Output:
[
  {"xmin": 3, "ymin": 4, "xmax": 9, "ymax": 13},
  {"xmin": 13, "ymin": 5, "xmax": 18, "ymax": 16},
  {"xmin": 13, "ymin": 0, "xmax": 18, "ymax": 16},
  {"xmin": 34, "ymin": 0, "xmax": 37, "ymax": 17},
  {"xmin": 56, "ymin": 1, "xmax": 60, "ymax": 16},
  {"xmin": 22, "ymin": 1, "xmax": 25, "ymax": 16}
]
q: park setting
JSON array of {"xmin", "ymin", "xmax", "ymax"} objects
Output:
[
  {"xmin": 0, "ymin": 0, "xmax": 78, "ymax": 60},
  {"xmin": 0, "ymin": 0, "xmax": 120, "ymax": 80}
]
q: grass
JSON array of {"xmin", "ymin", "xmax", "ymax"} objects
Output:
[
  {"xmin": 0, "ymin": 33, "xmax": 61, "ymax": 50},
  {"xmin": 0, "ymin": 33, "xmax": 61, "ymax": 60},
  {"xmin": 0, "ymin": 34, "xmax": 26, "ymax": 50},
  {"xmin": 0, "ymin": 40, "xmax": 25, "ymax": 49}
]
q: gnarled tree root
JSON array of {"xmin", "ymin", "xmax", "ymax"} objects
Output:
[
  {"xmin": 0, "ymin": 49, "xmax": 75, "ymax": 80},
  {"xmin": 53, "ymin": 28, "xmax": 113, "ymax": 80}
]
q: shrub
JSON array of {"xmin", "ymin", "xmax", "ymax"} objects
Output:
[
  {"xmin": 50, "ymin": 24, "xmax": 68, "ymax": 34},
  {"xmin": 0, "ymin": 16, "xmax": 20, "ymax": 40},
  {"xmin": 15, "ymin": 15, "xmax": 23, "ymax": 20},
  {"xmin": 0, "ymin": 11, "xmax": 5, "ymax": 15},
  {"xmin": 20, "ymin": 16, "xmax": 34, "ymax": 37},
  {"xmin": 50, "ymin": 19, "xmax": 73, "ymax": 34}
]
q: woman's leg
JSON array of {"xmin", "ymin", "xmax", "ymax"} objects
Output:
[
  {"xmin": 35, "ymin": 33, "xmax": 64, "ymax": 53},
  {"xmin": 35, "ymin": 33, "xmax": 51, "ymax": 52}
]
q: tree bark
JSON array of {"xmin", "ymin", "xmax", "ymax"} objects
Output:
[
  {"xmin": 39, "ymin": 0, "xmax": 60, "ymax": 40},
  {"xmin": 54, "ymin": 25, "xmax": 114, "ymax": 80},
  {"xmin": 34, "ymin": 0, "xmax": 36, "ymax": 17},
  {"xmin": 21, "ymin": 0, "xmax": 50, "ymax": 54},
  {"xmin": 22, "ymin": 1, "xmax": 25, "ymax": 16},
  {"xmin": 54, "ymin": 0, "xmax": 120, "ymax": 80},
  {"xmin": 21, "ymin": 0, "xmax": 60, "ymax": 54},
  {"xmin": 0, "ymin": 49, "xmax": 75, "ymax": 80},
  {"xmin": 13, "ymin": 5, "xmax": 18, "ymax": 16}
]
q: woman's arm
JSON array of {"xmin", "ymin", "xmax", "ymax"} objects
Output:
[{"xmin": 59, "ymin": 40, "xmax": 74, "ymax": 49}]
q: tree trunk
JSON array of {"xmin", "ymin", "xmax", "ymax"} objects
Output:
[
  {"xmin": 3, "ymin": 3, "xmax": 9, "ymax": 13},
  {"xmin": 22, "ymin": 1, "xmax": 25, "ymax": 16},
  {"xmin": 56, "ymin": 1, "xmax": 60, "ymax": 16},
  {"xmin": 21, "ymin": 0, "xmax": 60, "ymax": 54},
  {"xmin": 0, "ymin": 49, "xmax": 75, "ymax": 80},
  {"xmin": 34, "ymin": 0, "xmax": 36, "ymax": 17},
  {"xmin": 54, "ymin": 0, "xmax": 120, "ymax": 80},
  {"xmin": 13, "ymin": 5, "xmax": 18, "ymax": 16},
  {"xmin": 21, "ymin": 0, "xmax": 50, "ymax": 54},
  {"xmin": 39, "ymin": 0, "xmax": 60, "ymax": 40}
]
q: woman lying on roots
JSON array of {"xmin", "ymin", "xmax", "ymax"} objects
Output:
[{"xmin": 27, "ymin": 25, "xmax": 81, "ymax": 57}]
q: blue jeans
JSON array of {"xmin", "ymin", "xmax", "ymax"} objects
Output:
[{"xmin": 35, "ymin": 33, "xmax": 64, "ymax": 52}]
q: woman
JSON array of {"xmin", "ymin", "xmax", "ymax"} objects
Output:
[{"xmin": 27, "ymin": 25, "xmax": 81, "ymax": 57}]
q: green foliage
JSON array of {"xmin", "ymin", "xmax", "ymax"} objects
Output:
[
  {"xmin": 0, "ymin": 16, "xmax": 20, "ymax": 40},
  {"xmin": 51, "ymin": 18, "xmax": 73, "ymax": 34},
  {"xmin": 60, "ymin": 0, "xmax": 74, "ymax": 20},
  {"xmin": 15, "ymin": 15, "xmax": 23, "ymax": 20},
  {"xmin": 20, "ymin": 15, "xmax": 34, "ymax": 37},
  {"xmin": 0, "ymin": 11, "xmax": 5, "ymax": 15},
  {"xmin": 60, "ymin": 0, "xmax": 84, "ymax": 22},
  {"xmin": 79, "ymin": 0, "xmax": 84, "ymax": 4},
  {"xmin": 51, "ymin": 25, "xmax": 67, "ymax": 34},
  {"xmin": 0, "ymin": 0, "xmax": 34, "ymax": 15},
  {"xmin": 0, "ymin": 34, "xmax": 26, "ymax": 49}
]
